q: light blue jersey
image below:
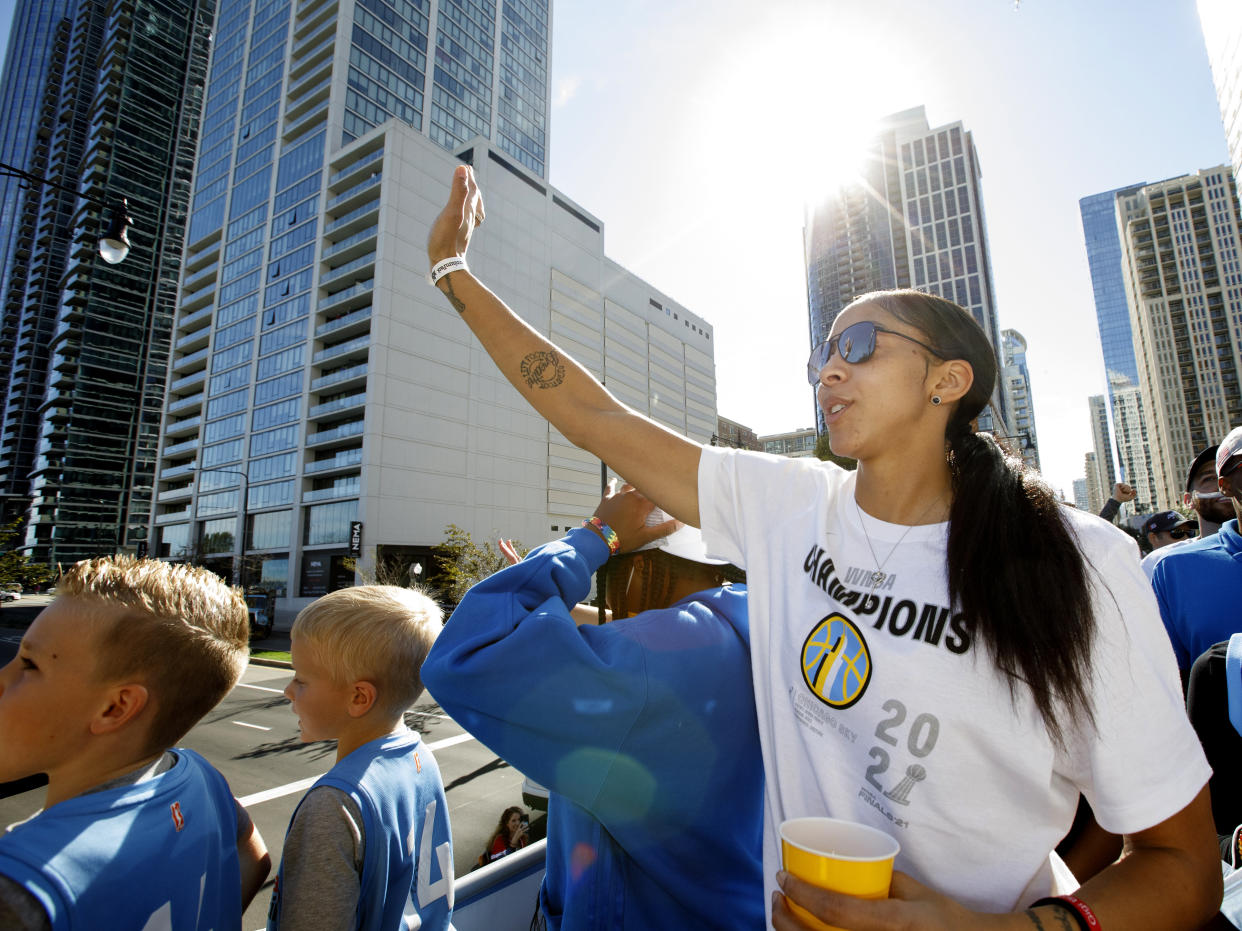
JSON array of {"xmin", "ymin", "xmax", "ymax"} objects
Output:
[
  {"xmin": 269, "ymin": 730, "xmax": 454, "ymax": 931},
  {"xmin": 0, "ymin": 749, "xmax": 241, "ymax": 931}
]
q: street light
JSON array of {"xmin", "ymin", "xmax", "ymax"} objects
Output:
[
  {"xmin": 188, "ymin": 465, "xmax": 249, "ymax": 588},
  {"xmin": 0, "ymin": 160, "xmax": 133, "ymax": 264}
]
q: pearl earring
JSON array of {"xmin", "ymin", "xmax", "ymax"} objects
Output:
[{"xmin": 931, "ymin": 396, "xmax": 942, "ymax": 406}]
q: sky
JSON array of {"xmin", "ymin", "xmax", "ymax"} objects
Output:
[
  {"xmin": 543, "ymin": 0, "xmax": 1230, "ymax": 497},
  {"xmin": 0, "ymin": 0, "xmax": 1227, "ymax": 497}
]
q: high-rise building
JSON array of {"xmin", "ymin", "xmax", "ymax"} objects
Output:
[
  {"xmin": 1108, "ymin": 371, "xmax": 1158, "ymax": 516},
  {"xmin": 0, "ymin": 0, "xmax": 74, "ymax": 524},
  {"xmin": 1199, "ymin": 0, "xmax": 1242, "ymax": 204},
  {"xmin": 1079, "ymin": 182, "xmax": 1154, "ymax": 516},
  {"xmin": 1000, "ymin": 328, "xmax": 1040, "ymax": 472},
  {"xmin": 1087, "ymin": 394, "xmax": 1115, "ymax": 513},
  {"xmin": 154, "ymin": 0, "xmax": 715, "ymax": 607},
  {"xmin": 804, "ymin": 105, "xmax": 1008, "ymax": 433},
  {"xmin": 1072, "ymin": 478, "xmax": 1089, "ymax": 511},
  {"xmin": 1116, "ymin": 166, "xmax": 1242, "ymax": 508},
  {"xmin": 1084, "ymin": 451, "xmax": 1104, "ymax": 516},
  {"xmin": 0, "ymin": 0, "xmax": 217, "ymax": 565}
]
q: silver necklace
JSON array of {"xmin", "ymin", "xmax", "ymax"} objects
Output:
[{"xmin": 854, "ymin": 493, "xmax": 946, "ymax": 588}]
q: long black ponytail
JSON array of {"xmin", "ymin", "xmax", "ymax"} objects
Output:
[{"xmin": 861, "ymin": 290, "xmax": 1095, "ymax": 746}]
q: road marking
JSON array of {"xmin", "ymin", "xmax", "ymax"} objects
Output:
[
  {"xmin": 232, "ymin": 721, "xmax": 271, "ymax": 731},
  {"xmin": 237, "ymin": 732, "xmax": 478, "ymax": 807},
  {"xmin": 235, "ymin": 682, "xmax": 285, "ymax": 694}
]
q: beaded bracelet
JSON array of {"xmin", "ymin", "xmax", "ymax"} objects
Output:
[
  {"xmin": 1030, "ymin": 895, "xmax": 1100, "ymax": 931},
  {"xmin": 582, "ymin": 517, "xmax": 620, "ymax": 555}
]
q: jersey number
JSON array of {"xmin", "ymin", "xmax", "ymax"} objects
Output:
[{"xmin": 402, "ymin": 798, "xmax": 454, "ymax": 929}]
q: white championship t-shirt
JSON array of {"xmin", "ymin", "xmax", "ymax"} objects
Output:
[{"xmin": 698, "ymin": 446, "xmax": 1209, "ymax": 914}]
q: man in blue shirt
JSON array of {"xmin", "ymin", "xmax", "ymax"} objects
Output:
[
  {"xmin": 1153, "ymin": 426, "xmax": 1242, "ymax": 678},
  {"xmin": 422, "ymin": 483, "xmax": 764, "ymax": 930}
]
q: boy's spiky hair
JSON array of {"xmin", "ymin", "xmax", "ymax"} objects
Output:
[{"xmin": 58, "ymin": 556, "xmax": 249, "ymax": 752}]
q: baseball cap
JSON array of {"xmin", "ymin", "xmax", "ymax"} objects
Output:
[
  {"xmin": 1141, "ymin": 510, "xmax": 1197, "ymax": 537},
  {"xmin": 636, "ymin": 506, "xmax": 727, "ymax": 565},
  {"xmin": 1217, "ymin": 426, "xmax": 1242, "ymax": 477},
  {"xmin": 1186, "ymin": 445, "xmax": 1219, "ymax": 492}
]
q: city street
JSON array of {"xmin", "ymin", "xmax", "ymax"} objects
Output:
[{"xmin": 0, "ymin": 622, "xmax": 540, "ymax": 930}]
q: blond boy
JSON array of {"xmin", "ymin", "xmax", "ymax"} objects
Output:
[
  {"xmin": 268, "ymin": 585, "xmax": 453, "ymax": 931},
  {"xmin": 0, "ymin": 556, "xmax": 270, "ymax": 930}
]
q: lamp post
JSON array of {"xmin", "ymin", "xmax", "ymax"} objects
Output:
[
  {"xmin": 0, "ymin": 160, "xmax": 133, "ymax": 263},
  {"xmin": 189, "ymin": 466, "xmax": 249, "ymax": 588}
]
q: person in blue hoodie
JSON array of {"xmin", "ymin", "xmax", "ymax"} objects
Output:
[{"xmin": 422, "ymin": 482, "xmax": 764, "ymax": 930}]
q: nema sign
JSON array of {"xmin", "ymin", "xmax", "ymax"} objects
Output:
[{"xmin": 349, "ymin": 521, "xmax": 362, "ymax": 556}]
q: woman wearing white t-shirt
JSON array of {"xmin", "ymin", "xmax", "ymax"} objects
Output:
[{"xmin": 425, "ymin": 166, "xmax": 1221, "ymax": 930}]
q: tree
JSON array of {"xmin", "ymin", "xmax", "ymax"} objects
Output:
[
  {"xmin": 434, "ymin": 524, "xmax": 528, "ymax": 603},
  {"xmin": 0, "ymin": 519, "xmax": 57, "ymax": 590},
  {"xmin": 814, "ymin": 432, "xmax": 856, "ymax": 470}
]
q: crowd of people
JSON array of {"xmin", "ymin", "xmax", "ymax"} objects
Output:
[{"xmin": 0, "ymin": 165, "xmax": 1240, "ymax": 930}]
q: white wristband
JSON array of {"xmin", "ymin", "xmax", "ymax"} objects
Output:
[{"xmin": 428, "ymin": 256, "xmax": 468, "ymax": 286}]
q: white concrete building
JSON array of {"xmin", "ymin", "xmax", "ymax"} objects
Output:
[
  {"xmin": 759, "ymin": 427, "xmax": 817, "ymax": 459},
  {"xmin": 1107, "ymin": 371, "xmax": 1158, "ymax": 517},
  {"xmin": 1000, "ymin": 329, "xmax": 1040, "ymax": 471},
  {"xmin": 155, "ymin": 123, "xmax": 716, "ymax": 608}
]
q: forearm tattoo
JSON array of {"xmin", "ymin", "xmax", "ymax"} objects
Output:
[
  {"xmin": 440, "ymin": 276, "xmax": 467, "ymax": 314},
  {"xmin": 1023, "ymin": 909, "xmax": 1074, "ymax": 930},
  {"xmin": 519, "ymin": 350, "xmax": 566, "ymax": 389}
]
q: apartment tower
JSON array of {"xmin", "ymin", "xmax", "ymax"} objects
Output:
[
  {"xmin": 1117, "ymin": 166, "xmax": 1242, "ymax": 508},
  {"xmin": 154, "ymin": 0, "xmax": 717, "ymax": 607}
]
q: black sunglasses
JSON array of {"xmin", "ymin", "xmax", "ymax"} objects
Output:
[
  {"xmin": 806, "ymin": 320, "xmax": 941, "ymax": 384},
  {"xmin": 1169, "ymin": 529, "xmax": 1193, "ymax": 540}
]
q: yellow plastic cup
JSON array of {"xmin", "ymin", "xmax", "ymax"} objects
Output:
[{"xmin": 779, "ymin": 817, "xmax": 901, "ymax": 931}]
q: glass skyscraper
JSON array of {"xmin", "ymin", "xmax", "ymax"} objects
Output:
[
  {"xmin": 804, "ymin": 106, "xmax": 1009, "ymax": 434},
  {"xmin": 0, "ymin": 0, "xmax": 216, "ymax": 564}
]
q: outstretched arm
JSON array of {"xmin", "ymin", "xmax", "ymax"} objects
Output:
[{"xmin": 426, "ymin": 165, "xmax": 703, "ymax": 526}]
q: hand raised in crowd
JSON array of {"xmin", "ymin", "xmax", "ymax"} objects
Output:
[
  {"xmin": 591, "ymin": 480, "xmax": 679, "ymax": 555},
  {"xmin": 498, "ymin": 538, "xmax": 522, "ymax": 567},
  {"xmin": 1111, "ymin": 482, "xmax": 1136, "ymax": 503},
  {"xmin": 427, "ymin": 164, "xmax": 484, "ymax": 267}
]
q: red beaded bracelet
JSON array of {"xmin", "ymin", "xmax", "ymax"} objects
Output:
[
  {"xmin": 1031, "ymin": 895, "xmax": 1099, "ymax": 931},
  {"xmin": 582, "ymin": 517, "xmax": 620, "ymax": 555}
]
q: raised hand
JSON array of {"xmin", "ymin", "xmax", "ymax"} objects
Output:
[{"xmin": 427, "ymin": 164, "xmax": 485, "ymax": 267}]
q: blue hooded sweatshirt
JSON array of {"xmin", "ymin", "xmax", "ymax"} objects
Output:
[{"xmin": 422, "ymin": 526, "xmax": 763, "ymax": 930}]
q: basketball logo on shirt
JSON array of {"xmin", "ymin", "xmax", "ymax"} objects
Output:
[
  {"xmin": 801, "ymin": 613, "xmax": 871, "ymax": 709},
  {"xmin": 170, "ymin": 801, "xmax": 185, "ymax": 832}
]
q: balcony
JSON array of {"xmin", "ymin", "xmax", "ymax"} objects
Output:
[
  {"xmin": 155, "ymin": 506, "xmax": 192, "ymax": 524},
  {"xmin": 288, "ymin": 32, "xmax": 334, "ymax": 81},
  {"xmin": 162, "ymin": 437, "xmax": 200, "ymax": 457},
  {"xmin": 165, "ymin": 416, "xmax": 201, "ymax": 437},
  {"xmin": 324, "ymin": 198, "xmax": 380, "ymax": 237},
  {"xmin": 322, "ymin": 224, "xmax": 377, "ymax": 262},
  {"xmin": 180, "ymin": 283, "xmax": 215, "ymax": 314},
  {"xmin": 310, "ymin": 363, "xmax": 367, "ymax": 392},
  {"xmin": 329, "ymin": 147, "xmax": 384, "ymax": 187},
  {"xmin": 315, "ymin": 305, "xmax": 371, "ymax": 340},
  {"xmin": 182, "ymin": 261, "xmax": 219, "ymax": 293},
  {"xmin": 309, "ymin": 391, "xmax": 366, "ymax": 419},
  {"xmin": 159, "ymin": 461, "xmax": 199, "ymax": 481},
  {"xmin": 177, "ymin": 304, "xmax": 214, "ymax": 334},
  {"xmin": 304, "ymin": 448, "xmax": 363, "ymax": 475},
  {"xmin": 320, "ymin": 252, "xmax": 375, "ymax": 289},
  {"xmin": 169, "ymin": 369, "xmax": 207, "ymax": 393},
  {"xmin": 313, "ymin": 334, "xmax": 369, "ymax": 366},
  {"xmin": 175, "ymin": 328, "xmax": 211, "ymax": 353},
  {"xmin": 283, "ymin": 98, "xmax": 328, "ymax": 143},
  {"xmin": 306, "ymin": 418, "xmax": 365, "ymax": 447},
  {"xmin": 157, "ymin": 484, "xmax": 193, "ymax": 503},
  {"xmin": 172, "ymin": 346, "xmax": 209, "ymax": 374},
  {"xmin": 326, "ymin": 173, "xmax": 382, "ymax": 211},
  {"xmin": 167, "ymin": 392, "xmax": 204, "ymax": 415},
  {"xmin": 286, "ymin": 72, "xmax": 331, "ymax": 119},
  {"xmin": 303, "ymin": 478, "xmax": 360, "ymax": 503},
  {"xmin": 318, "ymin": 279, "xmax": 373, "ymax": 314}
]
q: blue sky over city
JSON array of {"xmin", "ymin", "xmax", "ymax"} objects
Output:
[{"xmin": 0, "ymin": 0, "xmax": 1227, "ymax": 495}]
